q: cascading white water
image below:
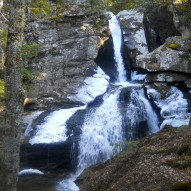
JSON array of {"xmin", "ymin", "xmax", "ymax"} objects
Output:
[
  {"xmin": 77, "ymin": 89, "xmax": 123, "ymax": 171},
  {"xmin": 109, "ymin": 16, "xmax": 126, "ymax": 82},
  {"xmin": 57, "ymin": 88, "xmax": 124, "ymax": 191},
  {"xmin": 125, "ymin": 88, "xmax": 159, "ymax": 140}
]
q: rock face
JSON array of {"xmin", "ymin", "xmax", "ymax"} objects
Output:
[
  {"xmin": 117, "ymin": 10, "xmax": 148, "ymax": 65},
  {"xmin": 143, "ymin": 6, "xmax": 180, "ymax": 51},
  {"xmin": 24, "ymin": 5, "xmax": 108, "ymax": 109},
  {"xmin": 134, "ymin": 36, "xmax": 191, "ymax": 84},
  {"xmin": 77, "ymin": 127, "xmax": 191, "ymax": 191},
  {"xmin": 173, "ymin": 11, "xmax": 191, "ymax": 38},
  {"xmin": 20, "ymin": 141, "xmax": 77, "ymax": 172}
]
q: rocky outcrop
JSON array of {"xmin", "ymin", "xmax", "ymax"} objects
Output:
[
  {"xmin": 20, "ymin": 141, "xmax": 77, "ymax": 173},
  {"xmin": 143, "ymin": 6, "xmax": 180, "ymax": 52},
  {"xmin": 173, "ymin": 10, "xmax": 191, "ymax": 38},
  {"xmin": 77, "ymin": 127, "xmax": 191, "ymax": 191},
  {"xmin": 134, "ymin": 36, "xmax": 191, "ymax": 84},
  {"xmin": 24, "ymin": 5, "xmax": 109, "ymax": 110},
  {"xmin": 117, "ymin": 10, "xmax": 148, "ymax": 64}
]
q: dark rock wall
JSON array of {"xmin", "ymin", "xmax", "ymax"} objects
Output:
[
  {"xmin": 20, "ymin": 141, "xmax": 78, "ymax": 172},
  {"xmin": 143, "ymin": 6, "xmax": 181, "ymax": 52}
]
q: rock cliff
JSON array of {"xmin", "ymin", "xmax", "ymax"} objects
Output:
[{"xmin": 23, "ymin": 3, "xmax": 109, "ymax": 110}]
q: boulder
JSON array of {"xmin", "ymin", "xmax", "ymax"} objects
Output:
[
  {"xmin": 117, "ymin": 10, "xmax": 148, "ymax": 65},
  {"xmin": 134, "ymin": 36, "xmax": 191, "ymax": 84},
  {"xmin": 143, "ymin": 6, "xmax": 180, "ymax": 51},
  {"xmin": 146, "ymin": 72, "xmax": 190, "ymax": 82}
]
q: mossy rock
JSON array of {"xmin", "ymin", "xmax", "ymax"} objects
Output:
[
  {"xmin": 22, "ymin": 43, "xmax": 43, "ymax": 61},
  {"xmin": 49, "ymin": 14, "xmax": 64, "ymax": 21},
  {"xmin": 21, "ymin": 68, "xmax": 33, "ymax": 82},
  {"xmin": 167, "ymin": 43, "xmax": 181, "ymax": 49},
  {"xmin": 0, "ymin": 80, "xmax": 5, "ymax": 101},
  {"xmin": 0, "ymin": 30, "xmax": 8, "ymax": 47}
]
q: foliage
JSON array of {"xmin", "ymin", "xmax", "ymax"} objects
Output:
[
  {"xmin": 137, "ymin": 0, "xmax": 191, "ymax": 17},
  {"xmin": 103, "ymin": 0, "xmax": 138, "ymax": 13},
  {"xmin": 29, "ymin": 0, "xmax": 54, "ymax": 18},
  {"xmin": 0, "ymin": 30, "xmax": 8, "ymax": 46},
  {"xmin": 29, "ymin": 0, "xmax": 72, "ymax": 18},
  {"xmin": 85, "ymin": 0, "xmax": 106, "ymax": 14},
  {"xmin": 22, "ymin": 43, "xmax": 43, "ymax": 61},
  {"xmin": 55, "ymin": 0, "xmax": 68, "ymax": 13},
  {"xmin": 100, "ymin": 0, "xmax": 191, "ymax": 15}
]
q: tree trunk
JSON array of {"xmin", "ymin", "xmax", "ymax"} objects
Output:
[{"xmin": 0, "ymin": 0, "xmax": 25, "ymax": 191}]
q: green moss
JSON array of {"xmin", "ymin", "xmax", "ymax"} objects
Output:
[
  {"xmin": 0, "ymin": 80, "xmax": 5, "ymax": 103},
  {"xmin": 49, "ymin": 14, "xmax": 64, "ymax": 21},
  {"xmin": 22, "ymin": 43, "xmax": 43, "ymax": 61},
  {"xmin": 0, "ymin": 30, "xmax": 8, "ymax": 46},
  {"xmin": 21, "ymin": 68, "xmax": 33, "ymax": 82},
  {"xmin": 167, "ymin": 43, "xmax": 181, "ymax": 49}
]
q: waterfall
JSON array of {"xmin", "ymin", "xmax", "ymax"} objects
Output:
[
  {"xmin": 57, "ymin": 88, "xmax": 124, "ymax": 191},
  {"xmin": 56, "ymin": 13, "xmax": 159, "ymax": 191},
  {"xmin": 77, "ymin": 88, "xmax": 123, "ymax": 171},
  {"xmin": 23, "ymin": 12, "xmax": 159, "ymax": 191},
  {"xmin": 109, "ymin": 16, "xmax": 127, "ymax": 82},
  {"xmin": 122, "ymin": 88, "xmax": 159, "ymax": 140}
]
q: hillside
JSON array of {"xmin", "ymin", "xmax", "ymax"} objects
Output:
[{"xmin": 77, "ymin": 127, "xmax": 191, "ymax": 191}]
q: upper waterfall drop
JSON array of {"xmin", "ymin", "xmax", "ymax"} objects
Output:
[{"xmin": 109, "ymin": 16, "xmax": 127, "ymax": 83}]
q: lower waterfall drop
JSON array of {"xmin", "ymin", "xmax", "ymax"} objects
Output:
[
  {"xmin": 57, "ymin": 87, "xmax": 124, "ymax": 191},
  {"xmin": 124, "ymin": 88, "xmax": 159, "ymax": 140},
  {"xmin": 77, "ymin": 88, "xmax": 124, "ymax": 171}
]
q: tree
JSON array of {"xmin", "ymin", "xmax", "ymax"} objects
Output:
[{"xmin": 0, "ymin": 0, "xmax": 26, "ymax": 190}]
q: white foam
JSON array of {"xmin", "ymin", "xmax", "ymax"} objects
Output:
[
  {"xmin": 18, "ymin": 169, "xmax": 44, "ymax": 176},
  {"xmin": 160, "ymin": 118, "xmax": 189, "ymax": 129},
  {"xmin": 68, "ymin": 67, "xmax": 109, "ymax": 104},
  {"xmin": 131, "ymin": 71, "xmax": 146, "ymax": 81},
  {"xmin": 28, "ymin": 106, "xmax": 86, "ymax": 144},
  {"xmin": 147, "ymin": 86, "xmax": 189, "ymax": 129}
]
